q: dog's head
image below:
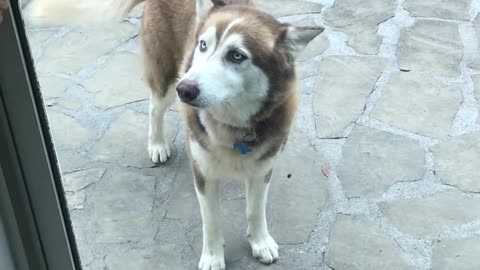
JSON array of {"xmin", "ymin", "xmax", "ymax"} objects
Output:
[{"xmin": 177, "ymin": 0, "xmax": 323, "ymax": 125}]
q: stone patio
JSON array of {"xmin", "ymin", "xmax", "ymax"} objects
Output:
[{"xmin": 24, "ymin": 0, "xmax": 480, "ymax": 269}]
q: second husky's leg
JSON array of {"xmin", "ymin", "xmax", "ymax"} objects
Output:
[
  {"xmin": 245, "ymin": 168, "xmax": 279, "ymax": 264},
  {"xmin": 148, "ymin": 89, "xmax": 174, "ymax": 163},
  {"xmin": 142, "ymin": 32, "xmax": 176, "ymax": 164}
]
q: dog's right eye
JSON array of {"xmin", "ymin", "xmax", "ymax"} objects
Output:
[{"xmin": 199, "ymin": 40, "xmax": 207, "ymax": 52}]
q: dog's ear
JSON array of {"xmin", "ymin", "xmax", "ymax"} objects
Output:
[
  {"xmin": 220, "ymin": 0, "xmax": 255, "ymax": 5},
  {"xmin": 196, "ymin": 0, "xmax": 228, "ymax": 23},
  {"xmin": 197, "ymin": 0, "xmax": 253, "ymax": 23},
  {"xmin": 211, "ymin": 0, "xmax": 227, "ymax": 6},
  {"xmin": 277, "ymin": 24, "xmax": 325, "ymax": 63}
]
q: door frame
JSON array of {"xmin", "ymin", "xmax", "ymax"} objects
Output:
[{"xmin": 0, "ymin": 1, "xmax": 81, "ymax": 269}]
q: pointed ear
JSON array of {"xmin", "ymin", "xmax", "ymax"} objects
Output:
[
  {"xmin": 277, "ymin": 25, "xmax": 325, "ymax": 63},
  {"xmin": 196, "ymin": 0, "xmax": 226, "ymax": 24}
]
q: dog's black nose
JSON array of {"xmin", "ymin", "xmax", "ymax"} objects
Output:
[{"xmin": 176, "ymin": 80, "xmax": 200, "ymax": 103}]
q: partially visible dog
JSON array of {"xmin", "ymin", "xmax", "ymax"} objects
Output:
[
  {"xmin": 27, "ymin": 0, "xmax": 324, "ymax": 268},
  {"xmin": 0, "ymin": 0, "xmax": 9, "ymax": 23}
]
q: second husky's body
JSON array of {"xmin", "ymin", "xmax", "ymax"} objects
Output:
[{"xmin": 28, "ymin": 0, "xmax": 324, "ymax": 269}]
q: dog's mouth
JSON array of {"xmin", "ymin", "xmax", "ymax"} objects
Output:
[{"xmin": 179, "ymin": 97, "xmax": 205, "ymax": 109}]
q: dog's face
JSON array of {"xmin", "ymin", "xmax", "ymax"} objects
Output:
[
  {"xmin": 179, "ymin": 15, "xmax": 269, "ymax": 110},
  {"xmin": 177, "ymin": 0, "xmax": 323, "ymax": 124}
]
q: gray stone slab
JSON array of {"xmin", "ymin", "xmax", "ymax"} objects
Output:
[
  {"xmin": 129, "ymin": 2, "xmax": 144, "ymax": 18},
  {"xmin": 39, "ymin": 76, "xmax": 71, "ymax": 99},
  {"xmin": 380, "ymin": 192, "xmax": 480, "ymax": 237},
  {"xmin": 164, "ymin": 157, "xmax": 201, "ymax": 221},
  {"xmin": 468, "ymin": 56, "xmax": 480, "ymax": 70},
  {"xmin": 55, "ymin": 150, "xmax": 92, "ymax": 173},
  {"xmin": 71, "ymin": 229, "xmax": 95, "ymax": 267},
  {"xmin": 372, "ymin": 72, "xmax": 462, "ymax": 139},
  {"xmin": 431, "ymin": 236, "xmax": 480, "ymax": 270},
  {"xmin": 432, "ymin": 132, "xmax": 480, "ymax": 192},
  {"xmin": 404, "ymin": 0, "xmax": 472, "ymax": 21},
  {"xmin": 474, "ymin": 76, "xmax": 480, "ymax": 125},
  {"xmin": 66, "ymin": 191, "xmax": 86, "ymax": 210},
  {"xmin": 314, "ymin": 56, "xmax": 386, "ymax": 138},
  {"xmin": 36, "ymin": 23, "xmax": 137, "ymax": 75},
  {"xmin": 476, "ymin": 14, "xmax": 480, "ymax": 44},
  {"xmin": 323, "ymin": 0, "xmax": 396, "ymax": 54},
  {"xmin": 337, "ymin": 126, "xmax": 425, "ymax": 199},
  {"xmin": 471, "ymin": 15, "xmax": 480, "ymax": 69},
  {"xmin": 397, "ymin": 20, "xmax": 463, "ymax": 77},
  {"xmin": 27, "ymin": 29, "xmax": 55, "ymax": 53},
  {"xmin": 93, "ymin": 110, "xmax": 176, "ymax": 168},
  {"xmin": 93, "ymin": 169, "xmax": 156, "ymax": 243},
  {"xmin": 83, "ymin": 52, "xmax": 149, "ymax": 109},
  {"xmin": 325, "ymin": 215, "xmax": 413, "ymax": 270},
  {"xmin": 256, "ymin": 0, "xmax": 323, "ymax": 18},
  {"xmin": 298, "ymin": 59, "xmax": 321, "ymax": 80},
  {"xmin": 105, "ymin": 244, "xmax": 185, "ymax": 270},
  {"xmin": 268, "ymin": 127, "xmax": 328, "ymax": 244},
  {"xmin": 20, "ymin": 0, "xmax": 31, "ymax": 7},
  {"xmin": 63, "ymin": 168, "xmax": 94, "ymax": 210},
  {"xmin": 63, "ymin": 168, "xmax": 106, "ymax": 192},
  {"xmin": 47, "ymin": 111, "xmax": 92, "ymax": 150},
  {"xmin": 52, "ymin": 97, "xmax": 83, "ymax": 110}
]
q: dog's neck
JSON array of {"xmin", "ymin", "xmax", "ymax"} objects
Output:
[
  {"xmin": 205, "ymin": 97, "xmax": 264, "ymax": 128},
  {"xmin": 206, "ymin": 108, "xmax": 251, "ymax": 128},
  {"xmin": 199, "ymin": 109, "xmax": 253, "ymax": 146}
]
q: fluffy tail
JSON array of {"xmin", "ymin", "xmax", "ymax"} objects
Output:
[{"xmin": 25, "ymin": 0, "xmax": 144, "ymax": 26}]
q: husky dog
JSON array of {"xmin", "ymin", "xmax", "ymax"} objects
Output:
[{"xmin": 28, "ymin": 0, "xmax": 324, "ymax": 268}]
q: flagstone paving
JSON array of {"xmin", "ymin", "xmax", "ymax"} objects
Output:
[{"xmin": 24, "ymin": 0, "xmax": 480, "ymax": 269}]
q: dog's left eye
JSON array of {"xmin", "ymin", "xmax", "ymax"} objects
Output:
[
  {"xmin": 199, "ymin": 40, "xmax": 207, "ymax": 52},
  {"xmin": 227, "ymin": 50, "xmax": 247, "ymax": 64}
]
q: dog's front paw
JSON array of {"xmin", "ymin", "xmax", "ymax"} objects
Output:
[
  {"xmin": 148, "ymin": 142, "xmax": 171, "ymax": 163},
  {"xmin": 198, "ymin": 254, "xmax": 225, "ymax": 270},
  {"xmin": 249, "ymin": 234, "xmax": 279, "ymax": 264}
]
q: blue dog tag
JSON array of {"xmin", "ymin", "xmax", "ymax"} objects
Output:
[{"xmin": 233, "ymin": 140, "xmax": 252, "ymax": 155}]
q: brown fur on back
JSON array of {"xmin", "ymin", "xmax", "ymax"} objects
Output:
[{"xmin": 142, "ymin": 0, "xmax": 196, "ymax": 97}]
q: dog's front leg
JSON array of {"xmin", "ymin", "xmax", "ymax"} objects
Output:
[
  {"xmin": 192, "ymin": 161, "xmax": 225, "ymax": 270},
  {"xmin": 245, "ymin": 168, "xmax": 279, "ymax": 264}
]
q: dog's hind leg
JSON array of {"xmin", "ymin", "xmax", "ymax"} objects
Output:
[
  {"xmin": 142, "ymin": 22, "xmax": 177, "ymax": 164},
  {"xmin": 245, "ymin": 168, "xmax": 279, "ymax": 264}
]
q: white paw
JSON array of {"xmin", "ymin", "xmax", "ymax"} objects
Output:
[
  {"xmin": 198, "ymin": 254, "xmax": 225, "ymax": 270},
  {"xmin": 148, "ymin": 142, "xmax": 171, "ymax": 163},
  {"xmin": 249, "ymin": 234, "xmax": 279, "ymax": 264}
]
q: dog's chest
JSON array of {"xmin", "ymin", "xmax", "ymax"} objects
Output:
[
  {"xmin": 190, "ymin": 111, "xmax": 271, "ymax": 178},
  {"xmin": 189, "ymin": 137, "xmax": 271, "ymax": 179}
]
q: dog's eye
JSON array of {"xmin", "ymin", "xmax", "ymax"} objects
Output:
[
  {"xmin": 227, "ymin": 50, "xmax": 247, "ymax": 64},
  {"xmin": 199, "ymin": 40, "xmax": 207, "ymax": 52}
]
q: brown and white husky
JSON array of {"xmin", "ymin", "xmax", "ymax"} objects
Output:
[{"xmin": 28, "ymin": 0, "xmax": 324, "ymax": 268}]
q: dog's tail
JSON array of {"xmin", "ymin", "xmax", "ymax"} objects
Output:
[{"xmin": 25, "ymin": 0, "xmax": 144, "ymax": 26}]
